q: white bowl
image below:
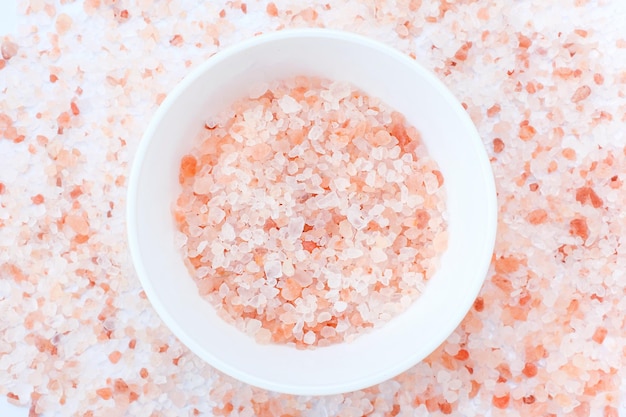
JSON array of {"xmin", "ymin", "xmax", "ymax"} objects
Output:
[{"xmin": 127, "ymin": 29, "xmax": 497, "ymax": 395}]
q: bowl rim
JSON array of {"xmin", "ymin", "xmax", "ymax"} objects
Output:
[{"xmin": 126, "ymin": 28, "xmax": 498, "ymax": 395}]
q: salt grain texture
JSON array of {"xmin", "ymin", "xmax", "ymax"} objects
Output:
[
  {"xmin": 3, "ymin": 0, "xmax": 625, "ymax": 415},
  {"xmin": 174, "ymin": 77, "xmax": 447, "ymax": 349}
]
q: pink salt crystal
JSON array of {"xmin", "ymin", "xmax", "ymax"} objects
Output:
[
  {"xmin": 1, "ymin": 41, "xmax": 18, "ymax": 60},
  {"xmin": 55, "ymin": 13, "xmax": 73, "ymax": 35},
  {"xmin": 65, "ymin": 214, "xmax": 89, "ymax": 235},
  {"xmin": 278, "ymin": 95, "xmax": 302, "ymax": 113},
  {"xmin": 169, "ymin": 34, "xmax": 184, "ymax": 47},
  {"xmin": 266, "ymin": 2, "xmax": 278, "ymax": 16},
  {"xmin": 571, "ymin": 85, "xmax": 591, "ymax": 103}
]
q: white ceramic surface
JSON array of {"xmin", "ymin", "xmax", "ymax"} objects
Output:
[{"xmin": 127, "ymin": 29, "xmax": 497, "ymax": 395}]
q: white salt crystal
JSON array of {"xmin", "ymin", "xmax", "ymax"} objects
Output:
[
  {"xmin": 371, "ymin": 248, "xmax": 388, "ymax": 263},
  {"xmin": 245, "ymin": 319, "xmax": 262, "ymax": 335},
  {"xmin": 303, "ymin": 331, "xmax": 316, "ymax": 345},
  {"xmin": 346, "ymin": 204, "xmax": 366, "ymax": 230},
  {"xmin": 287, "ymin": 161, "xmax": 299, "ymax": 175},
  {"xmin": 334, "ymin": 301, "xmax": 348, "ymax": 312},
  {"xmin": 196, "ymin": 240, "xmax": 208, "ymax": 253},
  {"xmin": 239, "ymin": 229, "xmax": 252, "ymax": 241},
  {"xmin": 193, "ymin": 176, "xmax": 213, "ymax": 195},
  {"xmin": 293, "ymin": 320, "xmax": 304, "ymax": 337},
  {"xmin": 344, "ymin": 247, "xmax": 363, "ymax": 259},
  {"xmin": 211, "ymin": 241, "xmax": 224, "ymax": 256},
  {"xmin": 333, "ymin": 177, "xmax": 350, "ymax": 191},
  {"xmin": 335, "ymin": 320, "xmax": 350, "ymax": 332},
  {"xmin": 174, "ymin": 232, "xmax": 188, "ymax": 248},
  {"xmin": 365, "ymin": 171, "xmax": 377, "ymax": 187},
  {"xmin": 220, "ymin": 223, "xmax": 236, "ymax": 241},
  {"xmin": 329, "ymin": 81, "xmax": 351, "ymax": 100},
  {"xmin": 369, "ymin": 204, "xmax": 385, "ymax": 217},
  {"xmin": 264, "ymin": 260, "xmax": 283, "ymax": 280},
  {"xmin": 282, "ymin": 260, "xmax": 295, "ymax": 277},
  {"xmin": 218, "ymin": 283, "xmax": 229, "ymax": 297},
  {"xmin": 278, "ymin": 95, "xmax": 302, "ymax": 114},
  {"xmin": 246, "ymin": 261, "xmax": 261, "ymax": 274},
  {"xmin": 371, "ymin": 147, "xmax": 385, "ymax": 160},
  {"xmin": 377, "ymin": 162, "xmax": 387, "ymax": 176},
  {"xmin": 327, "ymin": 273, "xmax": 342, "ymax": 289},
  {"xmin": 287, "ymin": 216, "xmax": 305, "ymax": 239},
  {"xmin": 308, "ymin": 125, "xmax": 324, "ymax": 141},
  {"xmin": 208, "ymin": 206, "xmax": 226, "ymax": 224},
  {"xmin": 316, "ymin": 191, "xmax": 340, "ymax": 209}
]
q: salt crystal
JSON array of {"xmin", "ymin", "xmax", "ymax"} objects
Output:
[
  {"xmin": 369, "ymin": 204, "xmax": 385, "ymax": 217},
  {"xmin": 278, "ymin": 95, "xmax": 302, "ymax": 114},
  {"xmin": 329, "ymin": 81, "xmax": 352, "ymax": 100},
  {"xmin": 303, "ymin": 331, "xmax": 316, "ymax": 345},
  {"xmin": 287, "ymin": 161, "xmax": 299, "ymax": 175},
  {"xmin": 286, "ymin": 216, "xmax": 305, "ymax": 239},
  {"xmin": 370, "ymin": 248, "xmax": 388, "ymax": 263},
  {"xmin": 282, "ymin": 260, "xmax": 295, "ymax": 276},
  {"xmin": 174, "ymin": 232, "xmax": 188, "ymax": 248},
  {"xmin": 308, "ymin": 125, "xmax": 324, "ymax": 141},
  {"xmin": 317, "ymin": 311, "xmax": 332, "ymax": 323},
  {"xmin": 255, "ymin": 328, "xmax": 272, "ymax": 344},
  {"xmin": 332, "ymin": 177, "xmax": 350, "ymax": 191},
  {"xmin": 335, "ymin": 320, "xmax": 350, "ymax": 332},
  {"xmin": 245, "ymin": 319, "xmax": 262, "ymax": 336},
  {"xmin": 210, "ymin": 241, "xmax": 224, "ymax": 256},
  {"xmin": 264, "ymin": 260, "xmax": 282, "ymax": 280},
  {"xmin": 320, "ymin": 326, "xmax": 336, "ymax": 339},
  {"xmin": 196, "ymin": 240, "xmax": 208, "ymax": 253},
  {"xmin": 220, "ymin": 223, "xmax": 236, "ymax": 241},
  {"xmin": 326, "ymin": 273, "xmax": 342, "ymax": 289},
  {"xmin": 293, "ymin": 271, "xmax": 313, "ymax": 287},
  {"xmin": 193, "ymin": 176, "xmax": 213, "ymax": 195},
  {"xmin": 334, "ymin": 301, "xmax": 348, "ymax": 312},
  {"xmin": 346, "ymin": 204, "xmax": 366, "ymax": 230},
  {"xmin": 316, "ymin": 191, "xmax": 340, "ymax": 209},
  {"xmin": 339, "ymin": 220, "xmax": 354, "ymax": 240},
  {"xmin": 365, "ymin": 171, "xmax": 377, "ymax": 187},
  {"xmin": 424, "ymin": 172, "xmax": 440, "ymax": 194},
  {"xmin": 344, "ymin": 247, "xmax": 363, "ymax": 259},
  {"xmin": 208, "ymin": 206, "xmax": 226, "ymax": 224}
]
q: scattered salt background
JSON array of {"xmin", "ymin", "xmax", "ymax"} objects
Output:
[
  {"xmin": 0, "ymin": 0, "xmax": 625, "ymax": 415},
  {"xmin": 174, "ymin": 77, "xmax": 447, "ymax": 349}
]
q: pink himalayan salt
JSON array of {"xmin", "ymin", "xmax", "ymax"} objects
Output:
[{"xmin": 174, "ymin": 76, "xmax": 447, "ymax": 349}]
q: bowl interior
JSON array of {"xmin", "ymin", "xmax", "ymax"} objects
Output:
[{"xmin": 127, "ymin": 29, "xmax": 497, "ymax": 395}]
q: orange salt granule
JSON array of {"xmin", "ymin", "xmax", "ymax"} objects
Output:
[{"xmin": 174, "ymin": 76, "xmax": 447, "ymax": 348}]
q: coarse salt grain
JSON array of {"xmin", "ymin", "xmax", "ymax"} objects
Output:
[{"xmin": 263, "ymin": 260, "xmax": 283, "ymax": 280}]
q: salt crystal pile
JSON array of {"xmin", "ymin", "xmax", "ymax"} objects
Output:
[
  {"xmin": 2, "ymin": 0, "xmax": 625, "ymax": 414},
  {"xmin": 174, "ymin": 76, "xmax": 448, "ymax": 348}
]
